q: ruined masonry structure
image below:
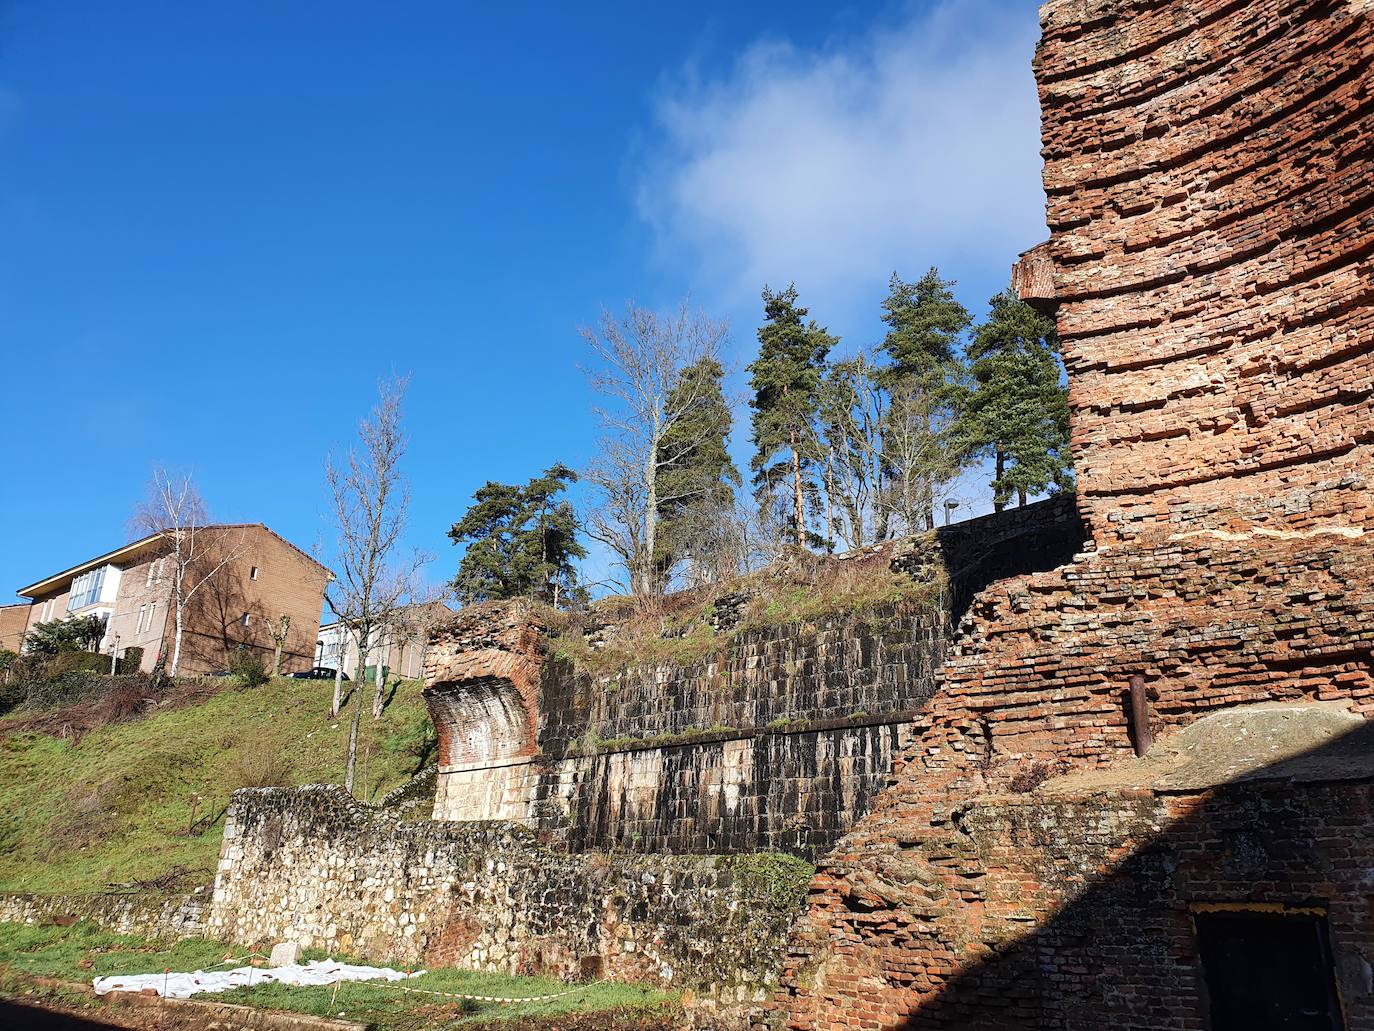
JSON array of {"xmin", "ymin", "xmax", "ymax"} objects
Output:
[
  {"xmin": 767, "ymin": 1, "xmax": 1374, "ymax": 1028},
  {"xmin": 423, "ymin": 499, "xmax": 1083, "ymax": 857}
]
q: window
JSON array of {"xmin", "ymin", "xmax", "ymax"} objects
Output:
[
  {"xmin": 250, "ymin": 566, "xmax": 259, "ymax": 580},
  {"xmin": 146, "ymin": 602, "xmax": 156, "ymax": 633},
  {"xmin": 136, "ymin": 606, "xmax": 147, "ymax": 634},
  {"xmin": 1195, "ymin": 907, "xmax": 1344, "ymax": 1031},
  {"xmin": 68, "ymin": 567, "xmax": 107, "ymax": 610},
  {"xmin": 240, "ymin": 612, "xmax": 251, "ymax": 627}
]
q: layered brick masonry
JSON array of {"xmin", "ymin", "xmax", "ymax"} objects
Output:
[
  {"xmin": 764, "ymin": 0, "xmax": 1374, "ymax": 1026},
  {"xmin": 766, "ymin": 530, "xmax": 1374, "ymax": 1029},
  {"xmin": 1038, "ymin": 0, "xmax": 1374, "ymax": 545}
]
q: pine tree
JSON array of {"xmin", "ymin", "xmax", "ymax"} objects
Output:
[
  {"xmin": 449, "ymin": 464, "xmax": 585, "ymax": 606},
  {"xmin": 961, "ymin": 289, "xmax": 1072, "ymax": 510},
  {"xmin": 748, "ymin": 285, "xmax": 835, "ymax": 548},
  {"xmin": 655, "ymin": 357, "xmax": 740, "ymax": 585},
  {"xmin": 878, "ymin": 269, "xmax": 971, "ymax": 532}
]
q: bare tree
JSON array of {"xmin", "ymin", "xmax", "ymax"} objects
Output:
[
  {"xmin": 133, "ymin": 469, "xmax": 244, "ymax": 677},
  {"xmin": 325, "ymin": 377, "xmax": 424, "ymax": 792},
  {"xmin": 819, "ymin": 353, "xmax": 889, "ymax": 550},
  {"xmin": 328, "ymin": 624, "xmax": 356, "ymax": 720},
  {"xmin": 582, "ymin": 301, "xmax": 729, "ymax": 597},
  {"xmin": 880, "ymin": 385, "xmax": 965, "ymax": 537},
  {"xmin": 388, "ymin": 587, "xmax": 451, "ymax": 681},
  {"xmin": 263, "ymin": 614, "xmax": 291, "ymax": 676}
]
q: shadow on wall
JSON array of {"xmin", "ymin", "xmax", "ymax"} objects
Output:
[
  {"xmin": 886, "ymin": 718, "xmax": 1374, "ymax": 1031},
  {"xmin": 931, "ymin": 495, "xmax": 1085, "ymax": 625}
]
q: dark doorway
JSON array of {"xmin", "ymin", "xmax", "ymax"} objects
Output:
[{"xmin": 1195, "ymin": 908, "xmax": 1344, "ymax": 1031}]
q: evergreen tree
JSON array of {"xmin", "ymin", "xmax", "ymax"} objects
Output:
[
  {"xmin": 449, "ymin": 464, "xmax": 585, "ymax": 606},
  {"xmin": 877, "ymin": 268, "xmax": 971, "ymax": 532},
  {"xmin": 961, "ymin": 289, "xmax": 1072, "ymax": 509},
  {"xmin": 747, "ymin": 285, "xmax": 835, "ymax": 548},
  {"xmin": 655, "ymin": 356, "xmax": 740, "ymax": 584}
]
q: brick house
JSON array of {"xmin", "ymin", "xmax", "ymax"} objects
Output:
[
  {"xmin": 315, "ymin": 599, "xmax": 453, "ymax": 681},
  {"xmin": 0, "ymin": 603, "xmax": 29, "ymax": 653},
  {"xmin": 16, "ymin": 524, "xmax": 332, "ymax": 675}
]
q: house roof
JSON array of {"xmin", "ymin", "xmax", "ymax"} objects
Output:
[{"xmin": 16, "ymin": 524, "xmax": 333, "ymax": 599}]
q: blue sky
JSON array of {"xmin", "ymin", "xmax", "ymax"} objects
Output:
[{"xmin": 0, "ymin": 0, "xmax": 1046, "ymax": 598}]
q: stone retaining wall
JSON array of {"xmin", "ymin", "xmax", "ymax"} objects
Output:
[
  {"xmin": 206, "ymin": 785, "xmax": 811, "ymax": 1015},
  {"xmin": 0, "ymin": 889, "xmax": 207, "ymax": 940}
]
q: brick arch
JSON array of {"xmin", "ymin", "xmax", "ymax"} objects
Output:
[
  {"xmin": 421, "ymin": 600, "xmax": 546, "ymax": 823},
  {"xmin": 426, "ymin": 674, "xmax": 534, "ymax": 768}
]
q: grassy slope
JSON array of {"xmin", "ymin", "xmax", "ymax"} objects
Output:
[
  {"xmin": 0, "ymin": 921, "xmax": 679, "ymax": 1029},
  {"xmin": 0, "ymin": 677, "xmax": 434, "ymax": 893}
]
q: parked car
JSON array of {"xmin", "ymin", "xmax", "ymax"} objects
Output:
[{"xmin": 290, "ymin": 667, "xmax": 349, "ymax": 681}]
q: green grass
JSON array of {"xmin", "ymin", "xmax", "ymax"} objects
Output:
[
  {"xmin": 0, "ymin": 921, "xmax": 679, "ymax": 1029},
  {"xmin": 0, "ymin": 676, "xmax": 436, "ymax": 893}
]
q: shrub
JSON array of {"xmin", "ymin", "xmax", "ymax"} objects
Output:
[
  {"xmin": 116, "ymin": 646, "xmax": 144, "ymax": 675},
  {"xmin": 227, "ymin": 737, "xmax": 295, "ymax": 788},
  {"xmin": 24, "ymin": 615, "xmax": 106, "ymax": 655},
  {"xmin": 25, "ymin": 669, "xmax": 103, "ymax": 709},
  {"xmin": 44, "ymin": 650, "xmax": 110, "ymax": 677},
  {"xmin": 227, "ymin": 650, "xmax": 269, "ymax": 688},
  {"xmin": 92, "ymin": 677, "xmax": 155, "ymax": 724}
]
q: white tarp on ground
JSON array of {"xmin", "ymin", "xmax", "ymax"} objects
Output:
[{"xmin": 93, "ymin": 959, "xmax": 424, "ymax": 1000}]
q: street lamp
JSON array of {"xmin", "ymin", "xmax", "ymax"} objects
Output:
[{"xmin": 943, "ymin": 500, "xmax": 960, "ymax": 526}]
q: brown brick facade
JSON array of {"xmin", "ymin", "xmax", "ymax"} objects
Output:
[
  {"xmin": 18, "ymin": 524, "xmax": 329, "ymax": 675},
  {"xmin": 0, "ymin": 603, "xmax": 29, "ymax": 653}
]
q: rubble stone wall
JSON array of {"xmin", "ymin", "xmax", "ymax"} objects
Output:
[
  {"xmin": 1038, "ymin": 0, "xmax": 1374, "ymax": 544},
  {"xmin": 0, "ymin": 890, "xmax": 207, "ymax": 940},
  {"xmin": 205, "ymin": 785, "xmax": 810, "ymax": 1014}
]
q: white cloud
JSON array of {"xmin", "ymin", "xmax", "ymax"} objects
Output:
[{"xmin": 637, "ymin": 0, "xmax": 1047, "ymax": 317}]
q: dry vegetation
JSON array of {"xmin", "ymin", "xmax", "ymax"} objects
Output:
[{"xmin": 548, "ymin": 542, "xmax": 946, "ymax": 676}]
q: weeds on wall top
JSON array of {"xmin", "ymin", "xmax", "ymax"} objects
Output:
[{"xmin": 545, "ymin": 542, "xmax": 948, "ymax": 678}]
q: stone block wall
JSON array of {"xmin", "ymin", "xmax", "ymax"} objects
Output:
[
  {"xmin": 432, "ymin": 604, "xmax": 935, "ymax": 858},
  {"xmin": 205, "ymin": 785, "xmax": 811, "ymax": 1014},
  {"xmin": 1035, "ymin": 0, "xmax": 1374, "ymax": 544}
]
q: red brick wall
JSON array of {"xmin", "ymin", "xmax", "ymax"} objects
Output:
[
  {"xmin": 763, "ymin": 6, "xmax": 1374, "ymax": 1017},
  {"xmin": 764, "ymin": 533, "xmax": 1374, "ymax": 1029},
  {"xmin": 422, "ymin": 600, "xmax": 545, "ymax": 769},
  {"xmin": 1038, "ymin": 0, "xmax": 1374, "ymax": 545}
]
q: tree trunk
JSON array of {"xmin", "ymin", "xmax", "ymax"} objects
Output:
[
  {"xmin": 344, "ymin": 687, "xmax": 362, "ymax": 792},
  {"xmin": 171, "ymin": 602, "xmax": 184, "ymax": 676},
  {"xmin": 271, "ymin": 641, "xmax": 283, "ymax": 677},
  {"xmin": 331, "ymin": 662, "xmax": 343, "ymax": 719},
  {"xmin": 643, "ymin": 433, "xmax": 658, "ymax": 596},
  {"xmin": 824, "ymin": 446, "xmax": 836, "ymax": 553},
  {"xmin": 371, "ymin": 633, "xmax": 386, "ymax": 719},
  {"xmin": 1018, "ymin": 486, "xmax": 1027, "ymax": 507},
  {"xmin": 790, "ymin": 427, "xmax": 806, "ymax": 548},
  {"xmin": 345, "ymin": 627, "xmax": 369, "ymax": 790},
  {"xmin": 921, "ymin": 402, "xmax": 935, "ymax": 531},
  {"xmin": 993, "ymin": 448, "xmax": 1007, "ymax": 513}
]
